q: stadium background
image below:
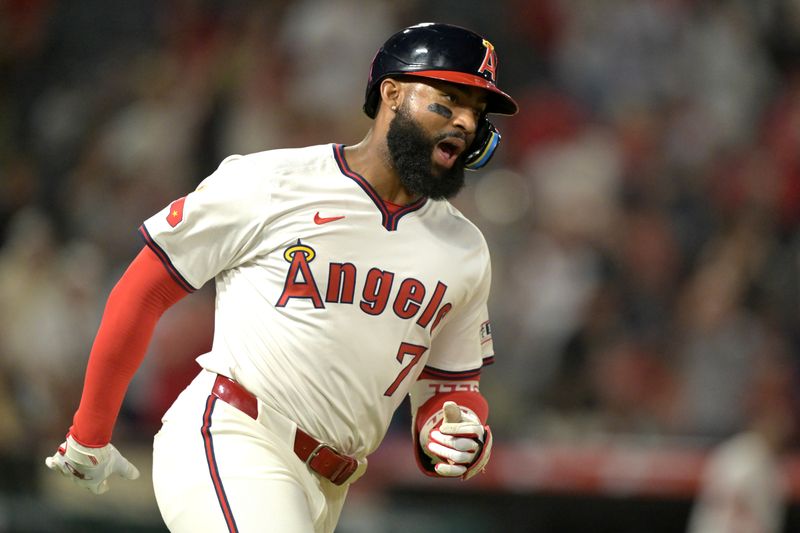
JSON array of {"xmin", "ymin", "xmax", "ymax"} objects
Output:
[{"xmin": 2, "ymin": 0, "xmax": 800, "ymax": 531}]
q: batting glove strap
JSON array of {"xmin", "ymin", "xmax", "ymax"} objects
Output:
[
  {"xmin": 460, "ymin": 425, "xmax": 492, "ymax": 480},
  {"xmin": 45, "ymin": 434, "xmax": 140, "ymax": 494}
]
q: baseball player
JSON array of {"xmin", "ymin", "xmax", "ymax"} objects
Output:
[{"xmin": 46, "ymin": 22, "xmax": 517, "ymax": 532}]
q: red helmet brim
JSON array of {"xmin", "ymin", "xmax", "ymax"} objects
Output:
[{"xmin": 404, "ymin": 70, "xmax": 518, "ymax": 116}]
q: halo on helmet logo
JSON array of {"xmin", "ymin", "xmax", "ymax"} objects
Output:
[{"xmin": 478, "ymin": 39, "xmax": 497, "ymax": 83}]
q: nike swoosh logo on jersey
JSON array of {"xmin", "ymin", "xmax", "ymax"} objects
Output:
[{"xmin": 314, "ymin": 212, "xmax": 345, "ymax": 225}]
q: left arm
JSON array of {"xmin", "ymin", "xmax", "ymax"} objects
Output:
[{"xmin": 411, "ymin": 234, "xmax": 495, "ymax": 479}]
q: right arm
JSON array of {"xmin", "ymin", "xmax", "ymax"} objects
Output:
[
  {"xmin": 46, "ymin": 245, "xmax": 189, "ymax": 493},
  {"xmin": 50, "ymin": 153, "xmax": 272, "ymax": 493},
  {"xmin": 71, "ymin": 244, "xmax": 191, "ymax": 445}
]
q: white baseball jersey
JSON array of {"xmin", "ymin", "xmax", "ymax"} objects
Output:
[{"xmin": 140, "ymin": 143, "xmax": 494, "ymax": 459}]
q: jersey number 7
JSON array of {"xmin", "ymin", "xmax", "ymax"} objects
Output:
[{"xmin": 383, "ymin": 342, "xmax": 428, "ymax": 396}]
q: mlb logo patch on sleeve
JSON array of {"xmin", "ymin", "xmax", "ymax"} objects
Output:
[{"xmin": 166, "ymin": 197, "xmax": 186, "ymax": 228}]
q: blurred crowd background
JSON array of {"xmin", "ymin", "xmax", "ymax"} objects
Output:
[{"xmin": 2, "ymin": 0, "xmax": 800, "ymax": 531}]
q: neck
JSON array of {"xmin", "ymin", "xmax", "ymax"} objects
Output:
[{"xmin": 343, "ymin": 129, "xmax": 421, "ymax": 206}]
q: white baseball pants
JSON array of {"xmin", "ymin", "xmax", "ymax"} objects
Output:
[{"xmin": 152, "ymin": 370, "xmax": 355, "ymax": 532}]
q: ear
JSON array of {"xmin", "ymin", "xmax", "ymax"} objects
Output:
[{"xmin": 379, "ymin": 77, "xmax": 403, "ymax": 113}]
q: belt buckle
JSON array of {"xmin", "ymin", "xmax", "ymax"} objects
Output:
[
  {"xmin": 305, "ymin": 443, "xmax": 357, "ymax": 485},
  {"xmin": 304, "ymin": 442, "xmax": 333, "ymax": 467}
]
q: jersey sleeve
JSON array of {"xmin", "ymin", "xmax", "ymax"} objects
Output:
[
  {"xmin": 422, "ymin": 243, "xmax": 494, "ymax": 378},
  {"xmin": 139, "ymin": 155, "xmax": 273, "ymax": 290}
]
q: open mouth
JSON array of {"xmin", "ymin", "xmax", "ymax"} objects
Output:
[{"xmin": 434, "ymin": 138, "xmax": 465, "ymax": 167}]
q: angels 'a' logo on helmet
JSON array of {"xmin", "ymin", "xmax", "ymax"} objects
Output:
[{"xmin": 478, "ymin": 39, "xmax": 497, "ymax": 82}]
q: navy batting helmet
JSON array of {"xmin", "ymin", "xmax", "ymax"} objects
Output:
[
  {"xmin": 364, "ymin": 23, "xmax": 517, "ymax": 170},
  {"xmin": 363, "ymin": 22, "xmax": 518, "ymax": 119}
]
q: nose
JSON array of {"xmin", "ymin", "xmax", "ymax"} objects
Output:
[{"xmin": 451, "ymin": 106, "xmax": 479, "ymax": 137}]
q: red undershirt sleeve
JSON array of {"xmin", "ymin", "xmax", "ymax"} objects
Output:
[
  {"xmin": 69, "ymin": 246, "xmax": 191, "ymax": 447},
  {"xmin": 415, "ymin": 388, "xmax": 489, "ymax": 432}
]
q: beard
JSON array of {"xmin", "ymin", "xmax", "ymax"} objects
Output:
[{"xmin": 385, "ymin": 106, "xmax": 467, "ymax": 200}]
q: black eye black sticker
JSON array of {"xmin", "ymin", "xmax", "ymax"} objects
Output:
[{"xmin": 428, "ymin": 103, "xmax": 453, "ymax": 119}]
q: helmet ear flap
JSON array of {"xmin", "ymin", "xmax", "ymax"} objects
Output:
[
  {"xmin": 465, "ymin": 117, "xmax": 501, "ymax": 171},
  {"xmin": 364, "ymin": 89, "xmax": 380, "ymax": 118}
]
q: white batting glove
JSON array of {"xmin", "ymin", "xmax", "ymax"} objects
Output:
[
  {"xmin": 45, "ymin": 434, "xmax": 140, "ymax": 494},
  {"xmin": 421, "ymin": 401, "xmax": 493, "ymax": 480}
]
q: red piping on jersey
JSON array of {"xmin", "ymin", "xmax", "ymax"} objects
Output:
[
  {"xmin": 419, "ymin": 365, "xmax": 482, "ymax": 381},
  {"xmin": 332, "ymin": 144, "xmax": 427, "ymax": 231},
  {"xmin": 139, "ymin": 224, "xmax": 196, "ymax": 292},
  {"xmin": 418, "ymin": 355, "xmax": 494, "ymax": 380},
  {"xmin": 201, "ymin": 396, "xmax": 240, "ymax": 533}
]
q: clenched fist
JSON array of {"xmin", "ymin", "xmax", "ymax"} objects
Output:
[{"xmin": 421, "ymin": 401, "xmax": 493, "ymax": 480}]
